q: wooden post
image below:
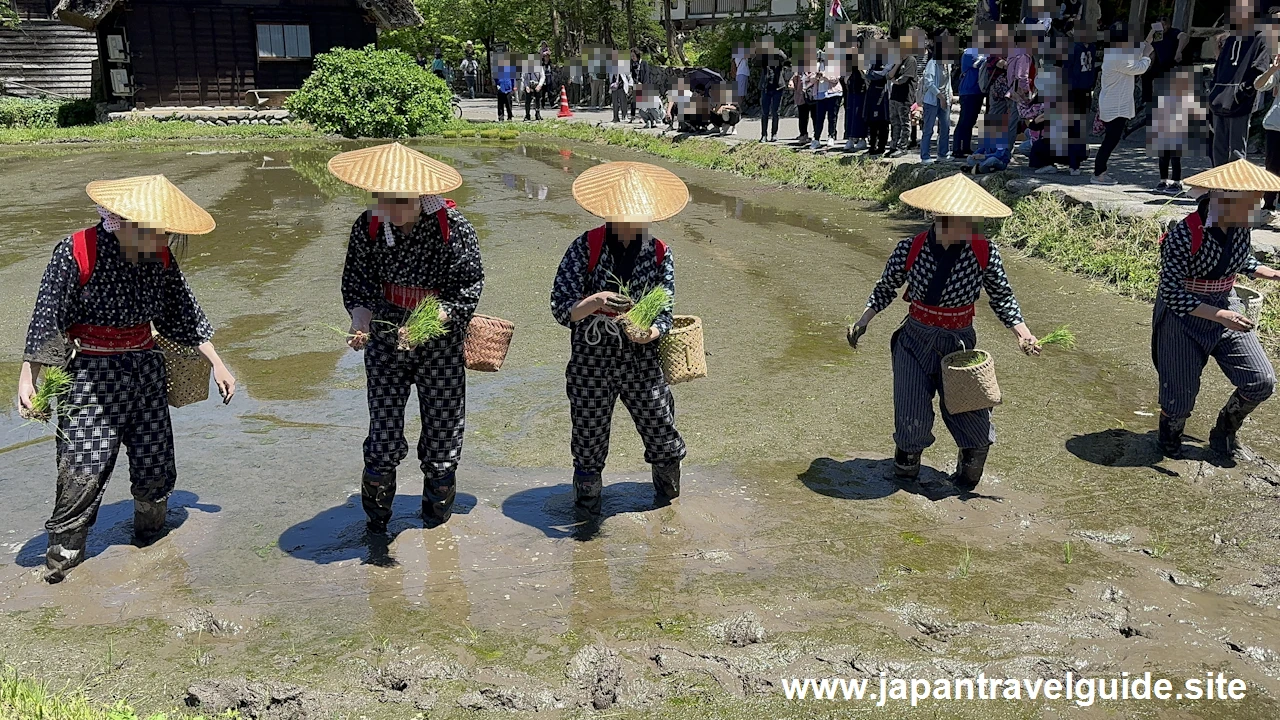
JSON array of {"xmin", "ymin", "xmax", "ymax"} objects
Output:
[{"xmin": 1130, "ymin": 0, "xmax": 1148, "ymax": 34}]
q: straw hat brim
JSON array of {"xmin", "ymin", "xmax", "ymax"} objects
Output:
[
  {"xmin": 898, "ymin": 173, "xmax": 1013, "ymax": 218},
  {"xmin": 1183, "ymin": 159, "xmax": 1280, "ymax": 193},
  {"xmin": 86, "ymin": 175, "xmax": 216, "ymax": 235},
  {"xmin": 327, "ymin": 142, "xmax": 463, "ymax": 196},
  {"xmin": 572, "ymin": 161, "xmax": 690, "ymax": 223}
]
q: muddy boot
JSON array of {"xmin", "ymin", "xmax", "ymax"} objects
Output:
[
  {"xmin": 1158, "ymin": 415, "xmax": 1187, "ymax": 459},
  {"xmin": 132, "ymin": 498, "xmax": 168, "ymax": 547},
  {"xmin": 1209, "ymin": 391, "xmax": 1262, "ymax": 465},
  {"xmin": 422, "ymin": 471, "xmax": 456, "ymax": 529},
  {"xmin": 361, "ymin": 468, "xmax": 396, "ymax": 534},
  {"xmin": 573, "ymin": 470, "xmax": 603, "ymax": 529},
  {"xmin": 44, "ymin": 527, "xmax": 88, "ymax": 584},
  {"xmin": 652, "ymin": 461, "xmax": 681, "ymax": 505},
  {"xmin": 893, "ymin": 448, "xmax": 921, "ymax": 479},
  {"xmin": 947, "ymin": 446, "xmax": 990, "ymax": 493}
]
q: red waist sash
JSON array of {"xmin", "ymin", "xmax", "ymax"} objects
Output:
[
  {"xmin": 383, "ymin": 283, "xmax": 439, "ymax": 310},
  {"xmin": 1183, "ymin": 277, "xmax": 1235, "ymax": 295},
  {"xmin": 909, "ymin": 301, "xmax": 976, "ymax": 330},
  {"xmin": 68, "ymin": 323, "xmax": 155, "ymax": 355}
]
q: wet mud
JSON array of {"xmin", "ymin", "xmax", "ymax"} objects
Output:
[{"xmin": 0, "ymin": 140, "xmax": 1279, "ymax": 718}]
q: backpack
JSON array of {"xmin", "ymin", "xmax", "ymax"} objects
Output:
[
  {"xmin": 368, "ymin": 199, "xmax": 457, "ymax": 245},
  {"xmin": 585, "ymin": 225, "xmax": 667, "ymax": 273},
  {"xmin": 904, "ymin": 230, "xmax": 990, "ymax": 273},
  {"xmin": 72, "ymin": 226, "xmax": 171, "ymax": 286}
]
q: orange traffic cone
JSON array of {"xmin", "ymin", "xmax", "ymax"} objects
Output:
[{"xmin": 557, "ymin": 86, "xmax": 573, "ymax": 118}]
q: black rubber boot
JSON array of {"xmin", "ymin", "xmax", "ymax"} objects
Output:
[
  {"xmin": 44, "ymin": 527, "xmax": 88, "ymax": 584},
  {"xmin": 422, "ymin": 471, "xmax": 456, "ymax": 529},
  {"xmin": 652, "ymin": 461, "xmax": 681, "ymax": 504},
  {"xmin": 361, "ymin": 468, "xmax": 396, "ymax": 534},
  {"xmin": 948, "ymin": 446, "xmax": 990, "ymax": 493},
  {"xmin": 1209, "ymin": 391, "xmax": 1263, "ymax": 464},
  {"xmin": 893, "ymin": 448, "xmax": 921, "ymax": 479},
  {"xmin": 573, "ymin": 470, "xmax": 603, "ymax": 529},
  {"xmin": 133, "ymin": 498, "xmax": 168, "ymax": 546},
  {"xmin": 1158, "ymin": 414, "xmax": 1187, "ymax": 459}
]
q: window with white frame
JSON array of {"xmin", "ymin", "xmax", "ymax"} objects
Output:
[{"xmin": 256, "ymin": 23, "xmax": 312, "ymax": 59}]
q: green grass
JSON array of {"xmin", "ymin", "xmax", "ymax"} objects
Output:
[
  {"xmin": 0, "ymin": 664, "xmax": 237, "ymax": 719},
  {"xmin": 0, "ymin": 118, "xmax": 321, "ymax": 145}
]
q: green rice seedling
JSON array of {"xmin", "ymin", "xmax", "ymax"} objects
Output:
[
  {"xmin": 499, "ymin": 130, "xmax": 520, "ymax": 140},
  {"xmin": 458, "ymin": 128, "xmax": 477, "ymax": 138},
  {"xmin": 479, "ymin": 128, "xmax": 500, "ymax": 139},
  {"xmin": 1038, "ymin": 325, "xmax": 1077, "ymax": 350},
  {"xmin": 624, "ymin": 287, "xmax": 673, "ymax": 330},
  {"xmin": 442, "ymin": 130, "xmax": 459, "ymax": 138},
  {"xmin": 956, "ymin": 545, "xmax": 972, "ymax": 578},
  {"xmin": 394, "ymin": 296, "xmax": 448, "ymax": 350},
  {"xmin": 948, "ymin": 350, "xmax": 988, "ymax": 369},
  {"xmin": 25, "ymin": 366, "xmax": 72, "ymax": 423},
  {"xmin": 1063, "ymin": 540, "xmax": 1073, "ymax": 565}
]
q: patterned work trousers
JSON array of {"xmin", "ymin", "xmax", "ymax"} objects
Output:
[
  {"xmin": 363, "ymin": 333, "xmax": 467, "ymax": 481},
  {"xmin": 891, "ymin": 318, "xmax": 997, "ymax": 454},
  {"xmin": 1152, "ymin": 297, "xmax": 1276, "ymax": 419},
  {"xmin": 566, "ymin": 325, "xmax": 687, "ymax": 474},
  {"xmin": 889, "ymin": 100, "xmax": 911, "ymax": 151},
  {"xmin": 48, "ymin": 350, "xmax": 176, "ymax": 538}
]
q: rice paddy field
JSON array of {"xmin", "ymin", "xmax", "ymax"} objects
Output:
[{"xmin": 0, "ymin": 139, "xmax": 1279, "ymax": 719}]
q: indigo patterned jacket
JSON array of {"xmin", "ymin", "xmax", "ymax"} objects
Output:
[
  {"xmin": 1158, "ymin": 205, "xmax": 1260, "ymax": 317},
  {"xmin": 24, "ymin": 224, "xmax": 212, "ymax": 365}
]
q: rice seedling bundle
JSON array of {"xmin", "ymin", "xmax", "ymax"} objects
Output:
[
  {"xmin": 479, "ymin": 128, "xmax": 500, "ymax": 139},
  {"xmin": 499, "ymin": 130, "xmax": 520, "ymax": 140},
  {"xmin": 398, "ymin": 296, "xmax": 449, "ymax": 350},
  {"xmin": 617, "ymin": 287, "xmax": 672, "ymax": 342},
  {"xmin": 1037, "ymin": 325, "xmax": 1077, "ymax": 350},
  {"xmin": 949, "ymin": 351, "xmax": 987, "ymax": 368},
  {"xmin": 442, "ymin": 130, "xmax": 459, "ymax": 139},
  {"xmin": 25, "ymin": 367, "xmax": 72, "ymax": 422},
  {"xmin": 458, "ymin": 129, "xmax": 477, "ymax": 138}
]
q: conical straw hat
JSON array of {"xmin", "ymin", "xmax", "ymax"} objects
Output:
[
  {"xmin": 85, "ymin": 175, "xmax": 215, "ymax": 235},
  {"xmin": 1183, "ymin": 158, "xmax": 1280, "ymax": 192},
  {"xmin": 572, "ymin": 161, "xmax": 689, "ymax": 223},
  {"xmin": 898, "ymin": 173, "xmax": 1012, "ymax": 218},
  {"xmin": 327, "ymin": 142, "xmax": 463, "ymax": 195}
]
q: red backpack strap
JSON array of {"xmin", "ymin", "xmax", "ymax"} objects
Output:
[
  {"xmin": 654, "ymin": 239, "xmax": 667, "ymax": 266},
  {"xmin": 903, "ymin": 230, "xmax": 929, "ymax": 272},
  {"xmin": 971, "ymin": 235, "xmax": 991, "ymax": 270},
  {"xmin": 368, "ymin": 211, "xmax": 381, "ymax": 242},
  {"xmin": 586, "ymin": 225, "xmax": 607, "ymax": 273},
  {"xmin": 1159, "ymin": 212, "xmax": 1203, "ymax": 255},
  {"xmin": 72, "ymin": 226, "xmax": 97, "ymax": 286},
  {"xmin": 436, "ymin": 207, "xmax": 450, "ymax": 244}
]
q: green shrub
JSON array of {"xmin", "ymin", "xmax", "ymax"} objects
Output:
[
  {"xmin": 0, "ymin": 98, "xmax": 96, "ymax": 129},
  {"xmin": 285, "ymin": 45, "xmax": 451, "ymax": 138}
]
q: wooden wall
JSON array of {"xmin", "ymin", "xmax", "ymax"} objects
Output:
[
  {"xmin": 102, "ymin": 0, "xmax": 378, "ymax": 107},
  {"xmin": 0, "ymin": 0, "xmax": 98, "ymax": 99}
]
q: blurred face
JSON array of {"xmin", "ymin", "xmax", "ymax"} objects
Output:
[
  {"xmin": 1211, "ymin": 192, "xmax": 1263, "ymax": 227},
  {"xmin": 375, "ymin": 194, "xmax": 421, "ymax": 227},
  {"xmin": 1231, "ymin": 0, "xmax": 1254, "ymax": 29},
  {"xmin": 936, "ymin": 216, "xmax": 978, "ymax": 240},
  {"xmin": 116, "ymin": 222, "xmax": 168, "ymax": 262},
  {"xmin": 609, "ymin": 221, "xmax": 648, "ymax": 239}
]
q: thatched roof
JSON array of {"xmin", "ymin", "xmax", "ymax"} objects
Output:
[{"xmin": 56, "ymin": 0, "xmax": 422, "ymax": 31}]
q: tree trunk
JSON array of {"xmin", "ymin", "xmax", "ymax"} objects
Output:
[
  {"xmin": 625, "ymin": 0, "xmax": 636, "ymax": 51},
  {"xmin": 663, "ymin": 0, "xmax": 674, "ymax": 62}
]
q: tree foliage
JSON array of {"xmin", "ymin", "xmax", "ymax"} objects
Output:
[
  {"xmin": 285, "ymin": 46, "xmax": 452, "ymax": 138},
  {"xmin": 1, "ymin": 1, "xmax": 20, "ymax": 30}
]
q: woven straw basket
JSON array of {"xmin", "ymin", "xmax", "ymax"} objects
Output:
[
  {"xmin": 464, "ymin": 314, "xmax": 515, "ymax": 372},
  {"xmin": 153, "ymin": 334, "xmax": 210, "ymax": 408},
  {"xmin": 941, "ymin": 349, "xmax": 1002, "ymax": 415},
  {"xmin": 659, "ymin": 315, "xmax": 707, "ymax": 385},
  {"xmin": 1235, "ymin": 286, "xmax": 1265, "ymax": 326}
]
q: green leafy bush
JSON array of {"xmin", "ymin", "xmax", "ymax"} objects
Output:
[
  {"xmin": 286, "ymin": 45, "xmax": 452, "ymax": 138},
  {"xmin": 0, "ymin": 98, "xmax": 96, "ymax": 128}
]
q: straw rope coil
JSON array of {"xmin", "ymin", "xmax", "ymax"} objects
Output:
[
  {"xmin": 658, "ymin": 315, "xmax": 707, "ymax": 385},
  {"xmin": 940, "ymin": 349, "xmax": 1002, "ymax": 415},
  {"xmin": 153, "ymin": 334, "xmax": 210, "ymax": 408},
  {"xmin": 464, "ymin": 314, "xmax": 515, "ymax": 372}
]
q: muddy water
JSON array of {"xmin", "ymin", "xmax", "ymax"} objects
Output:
[{"xmin": 1, "ymin": 140, "xmax": 1279, "ymax": 719}]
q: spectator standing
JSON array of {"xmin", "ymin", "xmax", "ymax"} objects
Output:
[
  {"xmin": 1143, "ymin": 15, "xmax": 1189, "ymax": 107},
  {"xmin": 759, "ymin": 43, "xmax": 787, "ymax": 142},
  {"xmin": 630, "ymin": 50, "xmax": 651, "ymax": 122},
  {"xmin": 864, "ymin": 41, "xmax": 892, "ymax": 154},
  {"xmin": 460, "ymin": 55, "xmax": 479, "ymax": 99},
  {"xmin": 810, "ymin": 46, "xmax": 843, "ymax": 149},
  {"xmin": 611, "ymin": 62, "xmax": 633, "ymax": 123},
  {"xmin": 733, "ymin": 45, "xmax": 751, "ymax": 103},
  {"xmin": 494, "ymin": 53, "xmax": 516, "ymax": 121},
  {"xmin": 1092, "ymin": 22, "xmax": 1153, "ymax": 185},
  {"xmin": 1065, "ymin": 27, "xmax": 1098, "ymax": 175},
  {"xmin": 1254, "ymin": 47, "xmax": 1280, "ymax": 221},
  {"xmin": 793, "ymin": 62, "xmax": 815, "ymax": 143},
  {"xmin": 1003, "ymin": 39, "xmax": 1033, "ymax": 151},
  {"xmin": 1209, "ymin": 0, "xmax": 1272, "ymax": 166},
  {"xmin": 591, "ymin": 61, "xmax": 608, "ymax": 110},
  {"xmin": 887, "ymin": 40, "xmax": 917, "ymax": 156},
  {"xmin": 431, "ymin": 49, "xmax": 446, "ymax": 79},
  {"xmin": 1149, "ymin": 69, "xmax": 1208, "ymax": 194},
  {"xmin": 522, "ymin": 57, "xmax": 546, "ymax": 121},
  {"xmin": 920, "ymin": 33, "xmax": 954, "ymax": 163},
  {"xmin": 953, "ymin": 35, "xmax": 987, "ymax": 160},
  {"xmin": 843, "ymin": 41, "xmax": 868, "ymax": 151}
]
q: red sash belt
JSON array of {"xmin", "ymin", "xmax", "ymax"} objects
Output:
[
  {"xmin": 383, "ymin": 283, "xmax": 438, "ymax": 310},
  {"xmin": 909, "ymin": 301, "xmax": 976, "ymax": 330},
  {"xmin": 68, "ymin": 323, "xmax": 155, "ymax": 355},
  {"xmin": 1183, "ymin": 277, "xmax": 1235, "ymax": 295}
]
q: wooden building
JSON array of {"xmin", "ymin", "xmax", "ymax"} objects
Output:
[
  {"xmin": 0, "ymin": 0, "xmax": 98, "ymax": 98},
  {"xmin": 52, "ymin": 0, "xmax": 421, "ymax": 107}
]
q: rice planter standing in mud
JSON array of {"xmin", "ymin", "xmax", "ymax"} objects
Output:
[
  {"xmin": 332, "ymin": 143, "xmax": 485, "ymax": 534},
  {"xmin": 1153, "ymin": 160, "xmax": 1280, "ymax": 464},
  {"xmin": 848, "ymin": 174, "xmax": 1041, "ymax": 494},
  {"xmin": 17, "ymin": 175, "xmax": 237, "ymax": 583},
  {"xmin": 551, "ymin": 162, "xmax": 689, "ymax": 532}
]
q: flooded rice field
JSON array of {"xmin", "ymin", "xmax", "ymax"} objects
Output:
[{"xmin": 1, "ymin": 139, "xmax": 1279, "ymax": 719}]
